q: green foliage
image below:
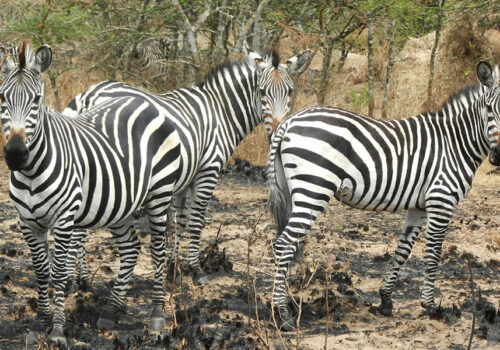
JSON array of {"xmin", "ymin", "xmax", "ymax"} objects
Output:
[
  {"xmin": 350, "ymin": 84, "xmax": 370, "ymax": 109},
  {"xmin": 6, "ymin": 2, "xmax": 95, "ymax": 46}
]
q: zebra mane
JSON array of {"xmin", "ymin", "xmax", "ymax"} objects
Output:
[
  {"xmin": 198, "ymin": 49, "xmax": 281, "ymax": 89},
  {"xmin": 433, "ymin": 83, "xmax": 485, "ymax": 114},
  {"xmin": 270, "ymin": 49, "xmax": 280, "ymax": 69},
  {"xmin": 197, "ymin": 59, "xmax": 246, "ymax": 89},
  {"xmin": 18, "ymin": 41, "xmax": 28, "ymax": 69}
]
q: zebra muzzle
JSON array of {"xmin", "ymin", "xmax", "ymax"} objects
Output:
[{"xmin": 4, "ymin": 133, "xmax": 29, "ymax": 171}]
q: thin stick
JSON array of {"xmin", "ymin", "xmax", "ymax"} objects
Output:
[{"xmin": 467, "ymin": 261, "xmax": 476, "ymax": 350}]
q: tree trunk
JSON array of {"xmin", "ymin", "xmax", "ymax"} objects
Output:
[
  {"xmin": 170, "ymin": 0, "xmax": 211, "ymax": 82},
  {"xmin": 48, "ymin": 71, "xmax": 61, "ymax": 112},
  {"xmin": 232, "ymin": 0, "xmax": 270, "ymax": 54},
  {"xmin": 213, "ymin": 0, "xmax": 229, "ymax": 64},
  {"xmin": 381, "ymin": 18, "xmax": 396, "ymax": 119},
  {"xmin": 337, "ymin": 42, "xmax": 349, "ymax": 73},
  {"xmin": 317, "ymin": 36, "xmax": 335, "ymax": 105},
  {"xmin": 367, "ymin": 17, "xmax": 375, "ymax": 117},
  {"xmin": 251, "ymin": 0, "xmax": 264, "ymax": 51},
  {"xmin": 427, "ymin": 0, "xmax": 446, "ymax": 110}
]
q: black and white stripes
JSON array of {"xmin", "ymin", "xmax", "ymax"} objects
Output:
[
  {"xmin": 0, "ymin": 43, "xmax": 182, "ymax": 346},
  {"xmin": 64, "ymin": 46, "xmax": 310, "ymax": 284},
  {"xmin": 267, "ymin": 61, "xmax": 500, "ymax": 329}
]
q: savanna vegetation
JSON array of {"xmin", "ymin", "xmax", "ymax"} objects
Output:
[
  {"xmin": 1, "ymin": 0, "xmax": 498, "ymax": 164},
  {"xmin": 0, "ymin": 1, "xmax": 499, "ymax": 349}
]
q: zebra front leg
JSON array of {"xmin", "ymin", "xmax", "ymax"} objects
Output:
[
  {"xmin": 49, "ymin": 225, "xmax": 77, "ymax": 347},
  {"xmin": 97, "ymin": 220, "xmax": 141, "ymax": 329},
  {"xmin": 65, "ymin": 229, "xmax": 89, "ymax": 294},
  {"xmin": 21, "ymin": 224, "xmax": 51, "ymax": 331},
  {"xmin": 76, "ymin": 233, "xmax": 90, "ymax": 291},
  {"xmin": 421, "ymin": 207, "xmax": 451, "ymax": 312},
  {"xmin": 378, "ymin": 208, "xmax": 426, "ymax": 316}
]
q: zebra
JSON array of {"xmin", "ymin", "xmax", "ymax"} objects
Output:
[
  {"xmin": 267, "ymin": 61, "xmax": 500, "ymax": 330},
  {"xmin": 132, "ymin": 39, "xmax": 171, "ymax": 74},
  {"xmin": 0, "ymin": 42, "xmax": 182, "ymax": 346},
  {"xmin": 0, "ymin": 43, "xmax": 95, "ymax": 293},
  {"xmin": 63, "ymin": 46, "xmax": 310, "ymax": 284}
]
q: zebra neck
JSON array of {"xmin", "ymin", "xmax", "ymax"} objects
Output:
[
  {"xmin": 429, "ymin": 89, "xmax": 490, "ymax": 170},
  {"xmin": 21, "ymin": 111, "xmax": 69, "ymax": 177}
]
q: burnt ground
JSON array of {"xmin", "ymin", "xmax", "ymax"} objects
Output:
[{"xmin": 0, "ymin": 160, "xmax": 499, "ymax": 349}]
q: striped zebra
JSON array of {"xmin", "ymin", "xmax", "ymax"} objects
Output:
[
  {"xmin": 0, "ymin": 43, "xmax": 91, "ymax": 290},
  {"xmin": 132, "ymin": 39, "xmax": 171, "ymax": 74},
  {"xmin": 64, "ymin": 46, "xmax": 310, "ymax": 284},
  {"xmin": 0, "ymin": 43, "xmax": 182, "ymax": 346},
  {"xmin": 267, "ymin": 61, "xmax": 500, "ymax": 330}
]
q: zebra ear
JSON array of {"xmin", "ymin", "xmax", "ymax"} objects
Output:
[
  {"xmin": 34, "ymin": 45, "xmax": 52, "ymax": 73},
  {"xmin": 0, "ymin": 46, "xmax": 15, "ymax": 76},
  {"xmin": 244, "ymin": 44, "xmax": 265, "ymax": 69},
  {"xmin": 285, "ymin": 49, "xmax": 311, "ymax": 75},
  {"xmin": 477, "ymin": 61, "xmax": 494, "ymax": 88}
]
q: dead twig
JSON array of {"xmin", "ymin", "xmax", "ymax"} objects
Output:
[{"xmin": 467, "ymin": 260, "xmax": 476, "ymax": 350}]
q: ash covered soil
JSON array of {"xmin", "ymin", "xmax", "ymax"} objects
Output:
[{"xmin": 0, "ymin": 158, "xmax": 499, "ymax": 349}]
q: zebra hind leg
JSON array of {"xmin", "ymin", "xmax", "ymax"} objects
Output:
[
  {"xmin": 147, "ymin": 210, "xmax": 169, "ymax": 331},
  {"xmin": 378, "ymin": 208, "xmax": 426, "ymax": 316},
  {"xmin": 421, "ymin": 209, "xmax": 450, "ymax": 313},
  {"xmin": 97, "ymin": 219, "xmax": 140, "ymax": 330}
]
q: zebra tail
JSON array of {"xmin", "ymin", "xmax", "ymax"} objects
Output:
[{"xmin": 267, "ymin": 122, "xmax": 292, "ymax": 237}]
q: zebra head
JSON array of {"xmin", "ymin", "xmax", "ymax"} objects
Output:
[
  {"xmin": 244, "ymin": 45, "xmax": 310, "ymax": 134},
  {"xmin": 0, "ymin": 42, "xmax": 52, "ymax": 171},
  {"xmin": 477, "ymin": 61, "xmax": 500, "ymax": 166}
]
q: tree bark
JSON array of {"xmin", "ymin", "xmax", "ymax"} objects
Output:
[
  {"xmin": 381, "ymin": 18, "xmax": 396, "ymax": 119},
  {"xmin": 317, "ymin": 36, "xmax": 335, "ymax": 105},
  {"xmin": 213, "ymin": 0, "xmax": 229, "ymax": 64},
  {"xmin": 170, "ymin": 0, "xmax": 211, "ymax": 82},
  {"xmin": 232, "ymin": 0, "xmax": 270, "ymax": 54},
  {"xmin": 367, "ymin": 17, "xmax": 375, "ymax": 117},
  {"xmin": 251, "ymin": 0, "xmax": 264, "ymax": 52},
  {"xmin": 427, "ymin": 0, "xmax": 446, "ymax": 110}
]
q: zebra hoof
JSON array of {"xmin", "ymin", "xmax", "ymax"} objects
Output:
[
  {"xmin": 193, "ymin": 270, "xmax": 209, "ymax": 285},
  {"xmin": 277, "ymin": 306, "xmax": 295, "ymax": 331},
  {"xmin": 78, "ymin": 278, "xmax": 90, "ymax": 292},
  {"xmin": 97, "ymin": 316, "xmax": 116, "ymax": 330},
  {"xmin": 49, "ymin": 326, "xmax": 67, "ymax": 349},
  {"xmin": 378, "ymin": 296, "xmax": 393, "ymax": 316},
  {"xmin": 97, "ymin": 308, "xmax": 117, "ymax": 330},
  {"xmin": 31, "ymin": 315, "xmax": 50, "ymax": 332},
  {"xmin": 150, "ymin": 307, "xmax": 164, "ymax": 331}
]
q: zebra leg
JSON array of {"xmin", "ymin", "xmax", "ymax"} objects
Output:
[
  {"xmin": 76, "ymin": 232, "xmax": 90, "ymax": 291},
  {"xmin": 146, "ymin": 210, "xmax": 168, "ymax": 330},
  {"xmin": 97, "ymin": 219, "xmax": 140, "ymax": 329},
  {"xmin": 378, "ymin": 208, "xmax": 426, "ymax": 316},
  {"xmin": 21, "ymin": 224, "xmax": 51, "ymax": 330},
  {"xmin": 420, "ymin": 207, "xmax": 451, "ymax": 312},
  {"xmin": 166, "ymin": 193, "xmax": 188, "ymax": 283},
  {"xmin": 186, "ymin": 195, "xmax": 212, "ymax": 285},
  {"xmin": 65, "ymin": 229, "xmax": 89, "ymax": 294},
  {"xmin": 273, "ymin": 211, "xmax": 319, "ymax": 331},
  {"xmin": 49, "ymin": 225, "xmax": 77, "ymax": 346}
]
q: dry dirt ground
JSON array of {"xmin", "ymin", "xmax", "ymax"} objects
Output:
[{"xmin": 0, "ymin": 159, "xmax": 499, "ymax": 350}]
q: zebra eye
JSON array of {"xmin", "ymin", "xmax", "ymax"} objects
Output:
[
  {"xmin": 259, "ymin": 88, "xmax": 266, "ymax": 96},
  {"xmin": 33, "ymin": 95, "xmax": 41, "ymax": 105},
  {"xmin": 486, "ymin": 104, "xmax": 492, "ymax": 113},
  {"xmin": 0, "ymin": 93, "xmax": 4, "ymax": 101}
]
